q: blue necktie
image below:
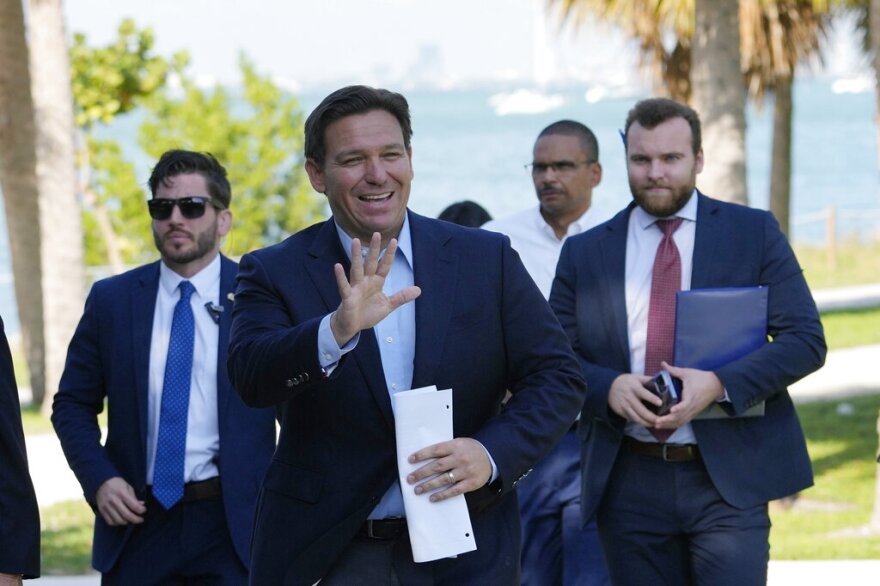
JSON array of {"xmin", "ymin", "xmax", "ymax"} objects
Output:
[{"xmin": 153, "ymin": 280, "xmax": 195, "ymax": 509}]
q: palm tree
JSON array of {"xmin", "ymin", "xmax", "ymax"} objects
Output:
[
  {"xmin": 740, "ymin": 0, "xmax": 825, "ymax": 236},
  {"xmin": 28, "ymin": 0, "xmax": 85, "ymax": 412},
  {"xmin": 692, "ymin": 0, "xmax": 748, "ymax": 205},
  {"xmin": 0, "ymin": 0, "xmax": 83, "ymax": 411},
  {"xmin": 550, "ymin": 0, "xmax": 829, "ymax": 225},
  {"xmin": 0, "ymin": 0, "xmax": 47, "ymax": 403}
]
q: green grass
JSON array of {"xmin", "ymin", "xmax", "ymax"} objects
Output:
[
  {"xmin": 40, "ymin": 499, "xmax": 94, "ymax": 575},
  {"xmin": 821, "ymin": 308, "xmax": 880, "ymax": 350},
  {"xmin": 771, "ymin": 394, "xmax": 880, "ymax": 559},
  {"xmin": 797, "ymin": 241, "xmax": 880, "ymax": 290}
]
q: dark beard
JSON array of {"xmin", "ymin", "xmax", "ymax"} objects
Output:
[
  {"xmin": 153, "ymin": 224, "xmax": 217, "ymax": 265},
  {"xmin": 630, "ymin": 182, "xmax": 695, "ymax": 217}
]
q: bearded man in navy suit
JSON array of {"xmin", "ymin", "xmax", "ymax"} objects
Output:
[
  {"xmin": 228, "ymin": 85, "xmax": 586, "ymax": 586},
  {"xmin": 53, "ymin": 150, "xmax": 275, "ymax": 585},
  {"xmin": 551, "ymin": 98, "xmax": 826, "ymax": 585}
]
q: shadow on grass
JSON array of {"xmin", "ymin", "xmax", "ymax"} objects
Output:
[
  {"xmin": 41, "ymin": 499, "xmax": 94, "ymax": 575},
  {"xmin": 798, "ymin": 394, "xmax": 880, "ymax": 478}
]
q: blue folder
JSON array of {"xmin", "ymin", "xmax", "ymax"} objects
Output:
[{"xmin": 674, "ymin": 286, "xmax": 768, "ymax": 418}]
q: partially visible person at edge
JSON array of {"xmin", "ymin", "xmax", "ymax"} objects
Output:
[
  {"xmin": 0, "ymin": 316, "xmax": 40, "ymax": 584},
  {"xmin": 550, "ymin": 97, "xmax": 826, "ymax": 585},
  {"xmin": 52, "ymin": 150, "xmax": 275, "ymax": 585},
  {"xmin": 483, "ymin": 119, "xmax": 610, "ymax": 586},
  {"xmin": 227, "ymin": 85, "xmax": 587, "ymax": 586}
]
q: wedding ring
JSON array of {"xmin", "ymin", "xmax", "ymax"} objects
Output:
[{"xmin": 447, "ymin": 471, "xmax": 456, "ymax": 484}]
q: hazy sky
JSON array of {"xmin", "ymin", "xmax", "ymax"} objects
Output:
[{"xmin": 64, "ymin": 0, "xmax": 643, "ymax": 90}]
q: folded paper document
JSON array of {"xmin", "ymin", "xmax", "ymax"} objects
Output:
[{"xmin": 393, "ymin": 385, "xmax": 477, "ymax": 562}]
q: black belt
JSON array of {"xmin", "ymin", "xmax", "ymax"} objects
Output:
[
  {"xmin": 358, "ymin": 518, "xmax": 407, "ymax": 541},
  {"xmin": 147, "ymin": 477, "xmax": 222, "ymax": 503},
  {"xmin": 622, "ymin": 437, "xmax": 700, "ymax": 462}
]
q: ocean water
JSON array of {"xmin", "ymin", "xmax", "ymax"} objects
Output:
[{"xmin": 1, "ymin": 78, "xmax": 877, "ymax": 334}]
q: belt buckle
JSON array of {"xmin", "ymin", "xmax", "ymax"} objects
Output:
[
  {"xmin": 661, "ymin": 443, "xmax": 673, "ymax": 462},
  {"xmin": 365, "ymin": 520, "xmax": 378, "ymax": 539}
]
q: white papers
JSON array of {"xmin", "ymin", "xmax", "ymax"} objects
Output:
[{"xmin": 393, "ymin": 385, "xmax": 477, "ymax": 562}]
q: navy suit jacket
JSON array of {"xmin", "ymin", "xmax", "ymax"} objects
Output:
[
  {"xmin": 550, "ymin": 194, "xmax": 826, "ymax": 523},
  {"xmin": 52, "ymin": 256, "xmax": 275, "ymax": 572},
  {"xmin": 228, "ymin": 211, "xmax": 586, "ymax": 586},
  {"xmin": 0, "ymin": 316, "xmax": 40, "ymax": 578}
]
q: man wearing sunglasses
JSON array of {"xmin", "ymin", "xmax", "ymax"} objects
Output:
[
  {"xmin": 483, "ymin": 121, "xmax": 610, "ymax": 586},
  {"xmin": 53, "ymin": 150, "xmax": 275, "ymax": 585}
]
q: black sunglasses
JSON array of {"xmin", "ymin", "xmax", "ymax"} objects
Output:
[{"xmin": 147, "ymin": 196, "xmax": 216, "ymax": 220}]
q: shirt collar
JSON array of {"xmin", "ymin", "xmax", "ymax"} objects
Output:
[
  {"xmin": 159, "ymin": 253, "xmax": 221, "ymax": 297},
  {"xmin": 533, "ymin": 204, "xmax": 600, "ymax": 241},
  {"xmin": 634, "ymin": 189, "xmax": 699, "ymax": 231},
  {"xmin": 334, "ymin": 213, "xmax": 413, "ymax": 271}
]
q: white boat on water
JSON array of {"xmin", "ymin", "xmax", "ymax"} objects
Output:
[{"xmin": 488, "ymin": 89, "xmax": 565, "ymax": 116}]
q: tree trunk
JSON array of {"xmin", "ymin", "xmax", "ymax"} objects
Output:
[
  {"xmin": 29, "ymin": 0, "xmax": 85, "ymax": 413},
  {"xmin": 872, "ymin": 0, "xmax": 880, "ymax": 171},
  {"xmin": 691, "ymin": 0, "xmax": 749, "ymax": 205},
  {"xmin": 769, "ymin": 76, "xmax": 792, "ymax": 237},
  {"xmin": 0, "ymin": 0, "xmax": 46, "ymax": 403}
]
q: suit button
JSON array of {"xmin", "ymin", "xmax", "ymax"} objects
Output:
[{"xmin": 285, "ymin": 379, "xmax": 296, "ymax": 388}]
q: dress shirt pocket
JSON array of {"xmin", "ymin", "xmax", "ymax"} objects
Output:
[{"xmin": 262, "ymin": 459, "xmax": 324, "ymax": 504}]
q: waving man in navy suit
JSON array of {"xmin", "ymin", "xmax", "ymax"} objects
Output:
[{"xmin": 228, "ymin": 85, "xmax": 586, "ymax": 586}]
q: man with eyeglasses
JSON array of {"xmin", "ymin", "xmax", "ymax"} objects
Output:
[
  {"xmin": 483, "ymin": 120, "xmax": 610, "ymax": 586},
  {"xmin": 52, "ymin": 150, "xmax": 275, "ymax": 585}
]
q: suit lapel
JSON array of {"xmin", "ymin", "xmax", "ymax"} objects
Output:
[
  {"xmin": 602, "ymin": 206, "xmax": 634, "ymax": 370},
  {"xmin": 410, "ymin": 213, "xmax": 456, "ymax": 390},
  {"xmin": 691, "ymin": 192, "xmax": 721, "ymax": 289},
  {"xmin": 132, "ymin": 263, "xmax": 160, "ymax": 462},
  {"xmin": 216, "ymin": 256, "xmax": 236, "ymax": 428},
  {"xmin": 305, "ymin": 220, "xmax": 395, "ymax": 429}
]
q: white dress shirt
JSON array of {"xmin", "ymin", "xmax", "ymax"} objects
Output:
[
  {"xmin": 146, "ymin": 254, "xmax": 221, "ymax": 484},
  {"xmin": 483, "ymin": 204, "xmax": 606, "ymax": 299},
  {"xmin": 624, "ymin": 192, "xmax": 698, "ymax": 445}
]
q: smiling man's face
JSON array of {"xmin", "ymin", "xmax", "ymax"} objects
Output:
[{"xmin": 306, "ymin": 109, "xmax": 413, "ymax": 247}]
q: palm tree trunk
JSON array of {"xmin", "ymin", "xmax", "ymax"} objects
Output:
[
  {"xmin": 28, "ymin": 0, "xmax": 85, "ymax": 413},
  {"xmin": 872, "ymin": 0, "xmax": 880, "ymax": 171},
  {"xmin": 0, "ymin": 0, "xmax": 46, "ymax": 403},
  {"xmin": 769, "ymin": 76, "xmax": 793, "ymax": 237},
  {"xmin": 691, "ymin": 0, "xmax": 749, "ymax": 205}
]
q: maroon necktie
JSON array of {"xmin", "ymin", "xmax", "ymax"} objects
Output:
[{"xmin": 644, "ymin": 218, "xmax": 684, "ymax": 443}]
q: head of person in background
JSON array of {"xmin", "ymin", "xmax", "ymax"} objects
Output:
[
  {"xmin": 529, "ymin": 120, "xmax": 602, "ymax": 239},
  {"xmin": 623, "ymin": 97, "xmax": 703, "ymax": 218},
  {"xmin": 437, "ymin": 200, "xmax": 493, "ymax": 227},
  {"xmin": 147, "ymin": 150, "xmax": 232, "ymax": 277}
]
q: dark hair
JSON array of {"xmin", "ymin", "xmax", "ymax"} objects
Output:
[
  {"xmin": 437, "ymin": 201, "xmax": 493, "ymax": 227},
  {"xmin": 148, "ymin": 150, "xmax": 231, "ymax": 209},
  {"xmin": 304, "ymin": 85, "xmax": 413, "ymax": 166},
  {"xmin": 624, "ymin": 98, "xmax": 702, "ymax": 154},
  {"xmin": 537, "ymin": 119, "xmax": 600, "ymax": 161}
]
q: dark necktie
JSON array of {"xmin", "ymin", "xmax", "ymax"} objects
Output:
[
  {"xmin": 644, "ymin": 218, "xmax": 683, "ymax": 443},
  {"xmin": 153, "ymin": 280, "xmax": 195, "ymax": 509}
]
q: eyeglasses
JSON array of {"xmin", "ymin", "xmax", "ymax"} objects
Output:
[
  {"xmin": 525, "ymin": 160, "xmax": 597, "ymax": 175},
  {"xmin": 147, "ymin": 197, "xmax": 217, "ymax": 220}
]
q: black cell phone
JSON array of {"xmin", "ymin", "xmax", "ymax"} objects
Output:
[{"xmin": 645, "ymin": 370, "xmax": 682, "ymax": 416}]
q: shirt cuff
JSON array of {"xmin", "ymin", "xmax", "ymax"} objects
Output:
[
  {"xmin": 475, "ymin": 440, "xmax": 499, "ymax": 484},
  {"xmin": 318, "ymin": 313, "xmax": 359, "ymax": 375}
]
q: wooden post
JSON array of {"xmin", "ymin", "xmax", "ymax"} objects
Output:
[{"xmin": 826, "ymin": 206, "xmax": 837, "ymax": 271}]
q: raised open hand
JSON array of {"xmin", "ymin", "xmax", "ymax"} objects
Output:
[{"xmin": 330, "ymin": 232, "xmax": 422, "ymax": 346}]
